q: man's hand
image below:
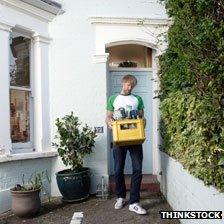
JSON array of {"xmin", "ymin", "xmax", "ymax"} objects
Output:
[
  {"xmin": 107, "ymin": 119, "xmax": 113, "ymax": 129},
  {"xmin": 106, "ymin": 111, "xmax": 114, "ymax": 129}
]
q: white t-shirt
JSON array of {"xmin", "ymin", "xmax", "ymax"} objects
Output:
[{"xmin": 106, "ymin": 94, "xmax": 144, "ymax": 111}]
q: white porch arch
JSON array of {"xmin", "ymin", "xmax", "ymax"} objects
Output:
[{"xmin": 105, "ymin": 38, "xmax": 157, "ymax": 50}]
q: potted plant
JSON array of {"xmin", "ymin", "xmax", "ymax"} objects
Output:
[
  {"xmin": 53, "ymin": 112, "xmax": 97, "ymax": 202},
  {"xmin": 10, "ymin": 170, "xmax": 50, "ymax": 218}
]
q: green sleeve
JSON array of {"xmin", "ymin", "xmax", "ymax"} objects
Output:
[
  {"xmin": 135, "ymin": 95, "xmax": 144, "ymax": 110},
  {"xmin": 106, "ymin": 95, "xmax": 117, "ymax": 111}
]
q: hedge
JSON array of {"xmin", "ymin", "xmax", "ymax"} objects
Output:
[{"xmin": 159, "ymin": 0, "xmax": 224, "ymax": 191}]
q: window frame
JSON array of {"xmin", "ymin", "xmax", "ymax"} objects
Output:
[{"xmin": 9, "ymin": 30, "xmax": 34, "ymax": 153}]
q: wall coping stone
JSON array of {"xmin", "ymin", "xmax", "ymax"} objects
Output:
[{"xmin": 0, "ymin": 151, "xmax": 58, "ymax": 163}]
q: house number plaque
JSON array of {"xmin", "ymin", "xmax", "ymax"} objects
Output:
[{"xmin": 94, "ymin": 127, "xmax": 104, "ymax": 133}]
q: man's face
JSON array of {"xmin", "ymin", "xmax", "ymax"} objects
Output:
[{"xmin": 122, "ymin": 81, "xmax": 134, "ymax": 95}]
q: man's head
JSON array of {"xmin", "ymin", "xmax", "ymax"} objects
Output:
[{"xmin": 121, "ymin": 74, "xmax": 137, "ymax": 95}]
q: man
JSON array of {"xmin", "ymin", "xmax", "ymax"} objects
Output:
[{"xmin": 106, "ymin": 74, "xmax": 147, "ymax": 215}]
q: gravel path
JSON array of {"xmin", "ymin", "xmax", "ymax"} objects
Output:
[{"xmin": 0, "ymin": 192, "xmax": 180, "ymax": 224}]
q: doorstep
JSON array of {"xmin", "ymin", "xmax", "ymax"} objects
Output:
[{"xmin": 109, "ymin": 174, "xmax": 160, "ymax": 194}]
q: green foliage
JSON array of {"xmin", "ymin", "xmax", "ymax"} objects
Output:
[
  {"xmin": 12, "ymin": 170, "xmax": 50, "ymax": 191},
  {"xmin": 53, "ymin": 112, "xmax": 97, "ymax": 172},
  {"xmin": 159, "ymin": 0, "xmax": 224, "ymax": 191}
]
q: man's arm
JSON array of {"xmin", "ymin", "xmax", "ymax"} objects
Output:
[
  {"xmin": 138, "ymin": 109, "xmax": 144, "ymax": 118},
  {"xmin": 139, "ymin": 109, "xmax": 146, "ymax": 128},
  {"xmin": 105, "ymin": 111, "xmax": 114, "ymax": 129}
]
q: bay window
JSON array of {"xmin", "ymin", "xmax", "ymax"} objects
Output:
[{"xmin": 0, "ymin": 0, "xmax": 59, "ymax": 158}]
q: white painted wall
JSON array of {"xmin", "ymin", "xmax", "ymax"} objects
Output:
[
  {"xmin": 0, "ymin": 23, "xmax": 11, "ymax": 154},
  {"xmin": 0, "ymin": 2, "xmax": 49, "ymax": 36},
  {"xmin": 160, "ymin": 151, "xmax": 224, "ymax": 224},
  {"xmin": 49, "ymin": 0, "xmax": 168, "ymax": 195}
]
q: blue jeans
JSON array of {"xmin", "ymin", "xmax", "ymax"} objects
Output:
[{"xmin": 113, "ymin": 144, "xmax": 143, "ymax": 204}]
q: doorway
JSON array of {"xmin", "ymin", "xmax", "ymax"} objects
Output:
[{"xmin": 108, "ymin": 68, "xmax": 153, "ymax": 174}]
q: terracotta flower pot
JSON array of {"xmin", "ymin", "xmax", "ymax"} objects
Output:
[{"xmin": 10, "ymin": 188, "xmax": 41, "ymax": 218}]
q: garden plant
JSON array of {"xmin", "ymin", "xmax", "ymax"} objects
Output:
[
  {"xmin": 53, "ymin": 112, "xmax": 97, "ymax": 201},
  {"xmin": 159, "ymin": 0, "xmax": 224, "ymax": 191}
]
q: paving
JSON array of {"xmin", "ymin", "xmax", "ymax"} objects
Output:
[{"xmin": 0, "ymin": 192, "xmax": 180, "ymax": 224}]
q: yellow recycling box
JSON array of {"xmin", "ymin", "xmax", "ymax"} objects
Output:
[{"xmin": 112, "ymin": 119, "xmax": 146, "ymax": 146}]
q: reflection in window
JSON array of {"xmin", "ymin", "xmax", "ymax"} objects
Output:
[
  {"xmin": 10, "ymin": 90, "xmax": 30, "ymax": 143},
  {"xmin": 10, "ymin": 35, "xmax": 30, "ymax": 87}
]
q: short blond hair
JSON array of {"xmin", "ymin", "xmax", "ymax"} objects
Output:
[{"xmin": 122, "ymin": 74, "xmax": 137, "ymax": 87}]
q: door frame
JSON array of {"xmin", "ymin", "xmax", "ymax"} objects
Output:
[
  {"xmin": 108, "ymin": 67, "xmax": 153, "ymax": 175},
  {"xmin": 103, "ymin": 47, "xmax": 161, "ymax": 177}
]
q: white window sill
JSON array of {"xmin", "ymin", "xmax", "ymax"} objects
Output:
[{"xmin": 0, "ymin": 151, "xmax": 58, "ymax": 163}]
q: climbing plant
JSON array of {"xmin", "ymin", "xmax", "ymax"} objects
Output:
[{"xmin": 159, "ymin": 0, "xmax": 224, "ymax": 191}]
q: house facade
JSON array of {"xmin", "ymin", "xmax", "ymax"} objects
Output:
[
  {"xmin": 0, "ymin": 0, "xmax": 169, "ymax": 213},
  {"xmin": 1, "ymin": 1, "xmax": 223, "ymax": 222},
  {"xmin": 49, "ymin": 0, "xmax": 170, "ymax": 198}
]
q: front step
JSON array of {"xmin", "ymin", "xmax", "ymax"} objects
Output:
[{"xmin": 109, "ymin": 174, "xmax": 160, "ymax": 194}]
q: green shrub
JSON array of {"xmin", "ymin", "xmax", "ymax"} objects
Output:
[
  {"xmin": 159, "ymin": 0, "xmax": 224, "ymax": 191},
  {"xmin": 53, "ymin": 112, "xmax": 97, "ymax": 172}
]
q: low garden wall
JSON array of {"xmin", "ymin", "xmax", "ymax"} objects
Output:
[
  {"xmin": 159, "ymin": 151, "xmax": 224, "ymax": 224},
  {"xmin": 0, "ymin": 157, "xmax": 54, "ymax": 214}
]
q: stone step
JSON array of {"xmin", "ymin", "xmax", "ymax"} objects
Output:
[{"xmin": 109, "ymin": 174, "xmax": 160, "ymax": 194}]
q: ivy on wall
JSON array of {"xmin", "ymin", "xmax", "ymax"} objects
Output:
[{"xmin": 159, "ymin": 0, "xmax": 224, "ymax": 191}]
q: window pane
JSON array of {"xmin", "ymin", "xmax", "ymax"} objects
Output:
[
  {"xmin": 10, "ymin": 33, "xmax": 30, "ymax": 88},
  {"xmin": 10, "ymin": 90, "xmax": 30, "ymax": 143}
]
